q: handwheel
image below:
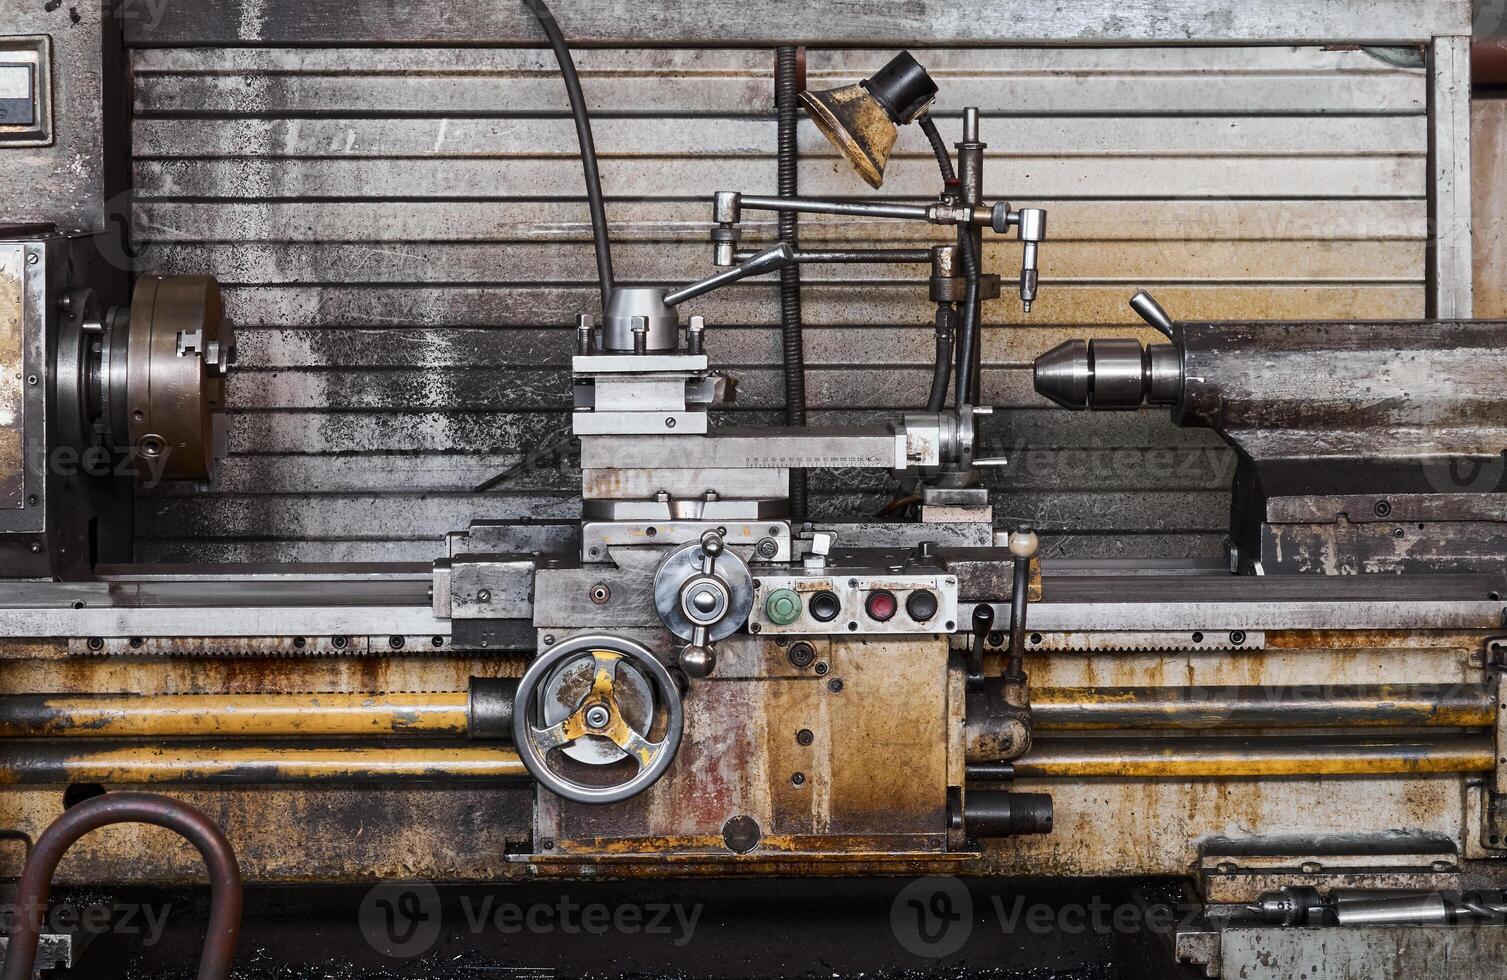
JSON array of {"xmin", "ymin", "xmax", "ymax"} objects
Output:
[{"xmin": 512, "ymin": 634, "xmax": 684, "ymax": 804}]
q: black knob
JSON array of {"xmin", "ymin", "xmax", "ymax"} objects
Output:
[
  {"xmin": 809, "ymin": 590, "xmax": 841, "ymax": 623},
  {"xmin": 967, "ymin": 603, "xmax": 994, "ymax": 680},
  {"xmin": 905, "ymin": 589, "xmax": 938, "ymax": 622}
]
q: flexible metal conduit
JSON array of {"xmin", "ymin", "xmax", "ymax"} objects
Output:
[{"xmin": 0, "ymin": 792, "xmax": 241, "ymax": 980}]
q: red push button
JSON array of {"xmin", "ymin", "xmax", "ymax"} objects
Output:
[{"xmin": 865, "ymin": 590, "xmax": 897, "ymax": 622}]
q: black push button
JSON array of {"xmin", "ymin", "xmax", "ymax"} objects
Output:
[
  {"xmin": 905, "ymin": 589, "xmax": 939, "ymax": 621},
  {"xmin": 809, "ymin": 590, "xmax": 841, "ymax": 622}
]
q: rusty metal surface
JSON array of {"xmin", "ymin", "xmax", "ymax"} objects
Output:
[
  {"xmin": 1027, "ymin": 683, "xmax": 1496, "ymax": 731},
  {"xmin": 0, "ymin": 785, "xmax": 534, "ymax": 884},
  {"xmin": 0, "ymin": 741, "xmax": 527, "ymax": 784},
  {"xmin": 1010, "ymin": 734, "xmax": 1493, "ymax": 778},
  {"xmin": 0, "ymin": 691, "xmax": 470, "ymax": 738},
  {"xmin": 538, "ymin": 634, "xmax": 955, "ymax": 863},
  {"xmin": 1474, "ymin": 98, "xmax": 1507, "ymax": 318},
  {"xmin": 0, "ymin": 243, "xmax": 23, "ymax": 511}
]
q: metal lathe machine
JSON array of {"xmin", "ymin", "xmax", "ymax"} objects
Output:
[{"xmin": 1, "ymin": 1, "xmax": 1506, "ymax": 978}]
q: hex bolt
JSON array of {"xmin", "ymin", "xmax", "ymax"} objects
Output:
[
  {"xmin": 631, "ymin": 315, "xmax": 648, "ymax": 355},
  {"xmin": 687, "ymin": 315, "xmax": 706, "ymax": 355}
]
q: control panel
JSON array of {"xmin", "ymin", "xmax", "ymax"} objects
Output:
[{"xmin": 748, "ymin": 570, "xmax": 959, "ymax": 636}]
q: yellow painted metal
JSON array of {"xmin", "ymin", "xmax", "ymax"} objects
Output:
[
  {"xmin": 1013, "ymin": 735, "xmax": 1494, "ymax": 779},
  {"xmin": 0, "ymin": 692, "xmax": 470, "ymax": 738}
]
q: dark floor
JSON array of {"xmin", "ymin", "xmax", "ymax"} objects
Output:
[{"xmin": 43, "ymin": 877, "xmax": 1204, "ymax": 980}]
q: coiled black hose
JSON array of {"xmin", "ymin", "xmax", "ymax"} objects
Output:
[
  {"xmin": 523, "ymin": 0, "xmax": 615, "ymax": 309},
  {"xmin": 776, "ymin": 46, "xmax": 808, "ymax": 520},
  {"xmin": 919, "ymin": 115, "xmax": 980, "ymax": 410}
]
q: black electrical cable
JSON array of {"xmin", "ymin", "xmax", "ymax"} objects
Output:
[
  {"xmin": 776, "ymin": 46, "xmax": 808, "ymax": 521},
  {"xmin": 919, "ymin": 115, "xmax": 979, "ymax": 411},
  {"xmin": 523, "ymin": 0, "xmax": 615, "ymax": 309}
]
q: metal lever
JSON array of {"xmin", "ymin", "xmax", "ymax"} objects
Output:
[
  {"xmin": 1130, "ymin": 290, "xmax": 1175, "ymax": 339},
  {"xmin": 1006, "ymin": 529, "xmax": 1038, "ymax": 682},
  {"xmin": 968, "ymin": 601, "xmax": 994, "ymax": 682},
  {"xmin": 678, "ymin": 530, "xmax": 726, "ymax": 678},
  {"xmin": 664, "ymin": 244, "xmax": 796, "ymax": 307}
]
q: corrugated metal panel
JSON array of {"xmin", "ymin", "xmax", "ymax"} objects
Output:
[{"xmin": 127, "ymin": 44, "xmax": 1430, "ymax": 563}]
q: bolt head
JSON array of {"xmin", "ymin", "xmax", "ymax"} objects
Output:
[{"xmin": 584, "ymin": 705, "xmax": 611, "ymax": 730}]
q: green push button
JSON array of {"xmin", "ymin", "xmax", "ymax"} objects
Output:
[{"xmin": 765, "ymin": 588, "xmax": 803, "ymax": 626}]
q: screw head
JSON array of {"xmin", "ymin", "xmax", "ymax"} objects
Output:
[
  {"xmin": 1374, "ymin": 499, "xmax": 1393, "ymax": 517},
  {"xmin": 827, "ymin": 679, "xmax": 844, "ymax": 693},
  {"xmin": 791, "ymin": 772, "xmax": 806, "ymax": 786},
  {"xmin": 584, "ymin": 704, "xmax": 611, "ymax": 730},
  {"xmin": 476, "ymin": 589, "xmax": 492, "ymax": 603},
  {"xmin": 796, "ymin": 728, "xmax": 814, "ymax": 746}
]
